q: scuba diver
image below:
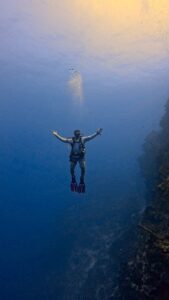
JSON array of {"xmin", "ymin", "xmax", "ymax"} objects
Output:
[{"xmin": 52, "ymin": 128, "xmax": 103, "ymax": 193}]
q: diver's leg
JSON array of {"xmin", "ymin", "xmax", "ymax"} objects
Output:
[
  {"xmin": 70, "ymin": 161, "xmax": 78, "ymax": 192},
  {"xmin": 70, "ymin": 161, "xmax": 77, "ymax": 181},
  {"xmin": 78, "ymin": 159, "xmax": 86, "ymax": 193},
  {"xmin": 79, "ymin": 159, "xmax": 86, "ymax": 183}
]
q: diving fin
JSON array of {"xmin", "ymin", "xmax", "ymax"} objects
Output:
[
  {"xmin": 70, "ymin": 177, "xmax": 78, "ymax": 192},
  {"xmin": 78, "ymin": 180, "xmax": 86, "ymax": 193}
]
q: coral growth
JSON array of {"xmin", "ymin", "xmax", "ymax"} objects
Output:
[{"xmin": 116, "ymin": 99, "xmax": 169, "ymax": 300}]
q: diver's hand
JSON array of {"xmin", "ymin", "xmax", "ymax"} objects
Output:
[
  {"xmin": 97, "ymin": 128, "xmax": 103, "ymax": 135},
  {"xmin": 52, "ymin": 130, "xmax": 58, "ymax": 136}
]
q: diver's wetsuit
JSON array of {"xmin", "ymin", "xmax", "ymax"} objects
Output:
[{"xmin": 53, "ymin": 132, "xmax": 100, "ymax": 182}]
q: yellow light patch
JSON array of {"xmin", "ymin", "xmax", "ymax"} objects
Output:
[{"xmin": 27, "ymin": 0, "xmax": 169, "ymax": 77}]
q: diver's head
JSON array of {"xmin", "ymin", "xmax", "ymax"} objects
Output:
[{"xmin": 74, "ymin": 129, "xmax": 81, "ymax": 138}]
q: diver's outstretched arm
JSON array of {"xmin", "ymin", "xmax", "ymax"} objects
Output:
[
  {"xmin": 83, "ymin": 128, "xmax": 103, "ymax": 142},
  {"xmin": 52, "ymin": 131, "xmax": 72, "ymax": 143}
]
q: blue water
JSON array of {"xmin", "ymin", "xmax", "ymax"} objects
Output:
[{"xmin": 1, "ymin": 1, "xmax": 169, "ymax": 299}]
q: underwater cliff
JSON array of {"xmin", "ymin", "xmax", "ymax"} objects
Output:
[{"xmin": 115, "ymin": 99, "xmax": 169, "ymax": 300}]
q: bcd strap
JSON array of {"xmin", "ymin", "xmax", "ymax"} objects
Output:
[{"xmin": 71, "ymin": 137, "xmax": 86, "ymax": 155}]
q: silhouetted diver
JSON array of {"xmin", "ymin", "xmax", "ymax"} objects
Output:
[{"xmin": 52, "ymin": 128, "xmax": 103, "ymax": 193}]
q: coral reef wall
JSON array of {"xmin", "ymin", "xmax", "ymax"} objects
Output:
[{"xmin": 116, "ymin": 99, "xmax": 169, "ymax": 300}]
